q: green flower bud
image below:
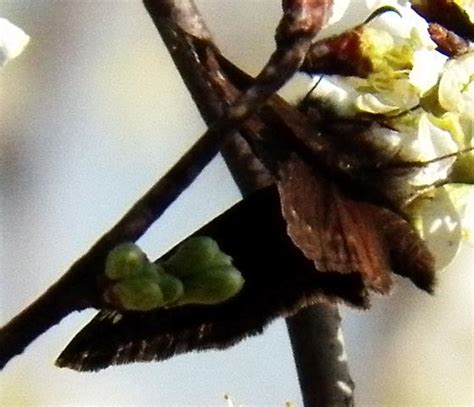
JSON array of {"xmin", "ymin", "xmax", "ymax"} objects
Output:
[
  {"xmin": 106, "ymin": 276, "xmax": 165, "ymax": 311},
  {"xmin": 105, "ymin": 242, "xmax": 148, "ymax": 280},
  {"xmin": 177, "ymin": 266, "xmax": 244, "ymax": 306},
  {"xmin": 154, "ymin": 266, "xmax": 184, "ymax": 305},
  {"xmin": 141, "ymin": 262, "xmax": 160, "ymax": 278},
  {"xmin": 164, "ymin": 237, "xmax": 232, "ymax": 278}
]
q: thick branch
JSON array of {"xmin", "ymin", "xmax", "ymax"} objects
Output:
[
  {"xmin": 143, "ymin": 1, "xmax": 354, "ymax": 406},
  {"xmin": 287, "ymin": 304, "xmax": 355, "ymax": 406}
]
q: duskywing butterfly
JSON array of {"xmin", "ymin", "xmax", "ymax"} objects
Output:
[{"xmin": 56, "ymin": 54, "xmax": 436, "ymax": 371}]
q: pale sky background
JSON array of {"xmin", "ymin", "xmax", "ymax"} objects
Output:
[{"xmin": 0, "ymin": 1, "xmax": 472, "ymax": 406}]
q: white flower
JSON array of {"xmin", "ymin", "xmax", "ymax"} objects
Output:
[
  {"xmin": 438, "ymin": 51, "xmax": 474, "ymax": 118},
  {"xmin": 460, "ymin": 186, "xmax": 474, "ymax": 244},
  {"xmin": 330, "ymin": 8, "xmax": 447, "ymax": 114},
  {"xmin": 397, "ymin": 113, "xmax": 473, "ymax": 268},
  {"xmin": 355, "ymin": 93, "xmax": 400, "ymax": 113},
  {"xmin": 0, "ymin": 18, "xmax": 29, "ymax": 67},
  {"xmin": 311, "ymin": 1, "xmax": 451, "ymax": 115},
  {"xmin": 427, "ymin": 113, "xmax": 474, "ymax": 184},
  {"xmin": 390, "ymin": 113, "xmax": 459, "ymax": 186},
  {"xmin": 310, "ymin": 0, "xmax": 474, "ymax": 269}
]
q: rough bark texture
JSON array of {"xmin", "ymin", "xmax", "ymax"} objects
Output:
[{"xmin": 287, "ymin": 304, "xmax": 354, "ymax": 406}]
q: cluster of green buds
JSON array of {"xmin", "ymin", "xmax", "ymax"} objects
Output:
[
  {"xmin": 307, "ymin": 0, "xmax": 474, "ymax": 267},
  {"xmin": 103, "ymin": 238, "xmax": 244, "ymax": 311}
]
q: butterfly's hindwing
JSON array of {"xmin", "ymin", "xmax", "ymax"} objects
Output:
[{"xmin": 277, "ymin": 156, "xmax": 393, "ymax": 293}]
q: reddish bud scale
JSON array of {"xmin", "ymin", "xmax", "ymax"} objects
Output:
[
  {"xmin": 428, "ymin": 22, "xmax": 470, "ymax": 57},
  {"xmin": 301, "ymin": 26, "xmax": 373, "ymax": 77}
]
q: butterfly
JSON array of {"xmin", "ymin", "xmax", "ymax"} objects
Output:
[{"xmin": 55, "ymin": 47, "xmax": 436, "ymax": 373}]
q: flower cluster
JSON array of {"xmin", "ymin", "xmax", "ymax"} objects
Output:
[{"xmin": 312, "ymin": 0, "xmax": 474, "ymax": 267}]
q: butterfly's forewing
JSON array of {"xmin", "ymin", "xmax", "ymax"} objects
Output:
[{"xmin": 277, "ymin": 156, "xmax": 393, "ymax": 293}]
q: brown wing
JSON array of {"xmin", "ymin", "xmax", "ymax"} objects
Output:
[
  {"xmin": 278, "ymin": 156, "xmax": 393, "ymax": 293},
  {"xmin": 372, "ymin": 207, "xmax": 436, "ymax": 293}
]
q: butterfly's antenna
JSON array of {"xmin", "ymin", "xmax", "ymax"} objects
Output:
[
  {"xmin": 300, "ymin": 75, "xmax": 324, "ymax": 107},
  {"xmin": 383, "ymin": 104, "xmax": 422, "ymax": 121},
  {"xmin": 401, "ymin": 179, "xmax": 448, "ymax": 207},
  {"xmin": 398, "ymin": 147, "xmax": 473, "ymax": 207},
  {"xmin": 397, "ymin": 146, "xmax": 474, "ymax": 169},
  {"xmin": 427, "ymin": 147, "xmax": 473, "ymax": 164},
  {"xmin": 376, "ymin": 104, "xmax": 422, "ymax": 129},
  {"xmin": 364, "ymin": 5, "xmax": 402, "ymax": 25}
]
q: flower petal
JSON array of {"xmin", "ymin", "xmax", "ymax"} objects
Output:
[
  {"xmin": 438, "ymin": 51, "xmax": 474, "ymax": 117},
  {"xmin": 0, "ymin": 18, "xmax": 29, "ymax": 67},
  {"xmin": 406, "ymin": 184, "xmax": 474, "ymax": 269},
  {"xmin": 355, "ymin": 93, "xmax": 399, "ymax": 113},
  {"xmin": 409, "ymin": 48, "xmax": 446, "ymax": 95}
]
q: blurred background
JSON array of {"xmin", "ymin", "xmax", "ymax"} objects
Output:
[{"xmin": 0, "ymin": 1, "xmax": 472, "ymax": 405}]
